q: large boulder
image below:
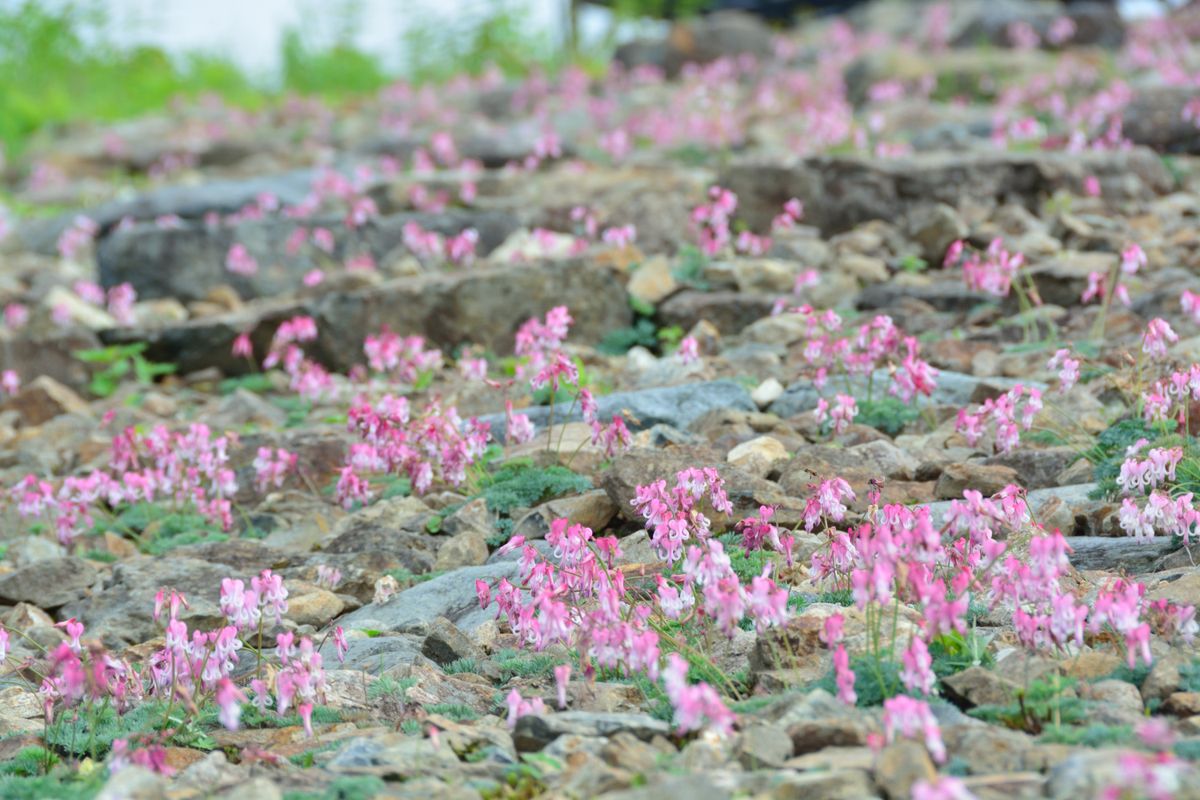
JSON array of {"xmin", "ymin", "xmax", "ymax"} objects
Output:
[
  {"xmin": 720, "ymin": 149, "xmax": 1171, "ymax": 236},
  {"xmin": 97, "ymin": 209, "xmax": 521, "ymax": 302},
  {"xmin": 101, "ymin": 257, "xmax": 633, "ymax": 375}
]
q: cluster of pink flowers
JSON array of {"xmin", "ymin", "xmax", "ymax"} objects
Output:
[
  {"xmin": 690, "ymin": 186, "xmax": 738, "ymax": 256},
  {"xmin": 1142, "ymin": 318, "xmax": 1179, "ymax": 361},
  {"xmin": 263, "ymin": 316, "xmax": 334, "ymax": 401},
  {"xmin": 401, "ymin": 222, "xmax": 480, "ymax": 267},
  {"xmin": 505, "ymin": 306, "xmax": 632, "ymax": 455},
  {"xmin": 791, "ymin": 310, "xmax": 939, "ymax": 404},
  {"xmin": 601, "ymin": 224, "xmax": 637, "ymax": 249},
  {"xmin": 955, "ymin": 384, "xmax": 1043, "ymax": 453},
  {"xmin": 1118, "ymin": 491, "xmax": 1198, "ymax": 543},
  {"xmin": 771, "ymin": 197, "xmax": 804, "ymax": 232},
  {"xmin": 340, "ymin": 394, "xmax": 489, "ymax": 505},
  {"xmin": 820, "ymin": 614, "xmax": 857, "ymax": 705},
  {"xmin": 813, "ymin": 394, "xmax": 858, "ymax": 434},
  {"xmin": 1116, "ymin": 446, "xmax": 1182, "ymax": 494},
  {"xmin": 632, "ymin": 467, "xmax": 734, "ymax": 563},
  {"xmin": 1090, "ymin": 580, "xmax": 1153, "ymax": 668},
  {"xmin": 285, "ymin": 226, "xmax": 337, "ymax": 257},
  {"xmin": 67, "ymin": 279, "xmax": 137, "ymax": 328},
  {"xmin": 225, "ymin": 243, "xmax": 259, "ymax": 276},
  {"xmin": 950, "ymin": 238, "xmax": 1027, "ymax": 299},
  {"xmin": 1047, "ymin": 348, "xmax": 1080, "ymax": 393},
  {"xmin": 363, "ymin": 326, "xmax": 443, "ymax": 383},
  {"xmin": 662, "ymin": 653, "xmax": 735, "ymax": 734},
  {"xmin": 1099, "ymin": 721, "xmax": 1192, "ymax": 800},
  {"xmin": 11, "ymin": 421, "xmax": 240, "ymax": 545},
  {"xmin": 253, "ymin": 447, "xmax": 298, "ymax": 493},
  {"xmin": 481, "ymin": 470, "xmax": 794, "ymax": 737},
  {"xmin": 57, "ymin": 215, "xmax": 99, "ymax": 261},
  {"xmin": 882, "ymin": 694, "xmax": 946, "ymax": 763}
]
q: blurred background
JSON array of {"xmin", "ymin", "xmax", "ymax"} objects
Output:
[{"xmin": 0, "ymin": 0, "xmax": 1177, "ymax": 162}]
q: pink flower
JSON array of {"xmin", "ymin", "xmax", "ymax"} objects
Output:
[
  {"xmin": 901, "ymin": 637, "xmax": 935, "ymax": 696},
  {"xmin": 820, "ymin": 614, "xmax": 845, "ymax": 647},
  {"xmin": 333, "ymin": 626, "xmax": 348, "ymax": 664},
  {"xmin": 505, "ymin": 688, "xmax": 546, "ymax": 730},
  {"xmin": 505, "ymin": 400, "xmax": 536, "ymax": 445},
  {"xmin": 883, "ymin": 695, "xmax": 945, "ymax": 763},
  {"xmin": 495, "ymin": 535, "xmax": 526, "ymax": 557},
  {"xmin": 662, "ymin": 653, "xmax": 735, "ymax": 736},
  {"xmin": 1182, "ymin": 290, "xmax": 1200, "ymax": 325},
  {"xmin": 912, "ymin": 776, "xmax": 977, "ymax": 800},
  {"xmin": 601, "ymin": 225, "xmax": 637, "ymax": 248},
  {"xmin": 232, "ymin": 333, "xmax": 254, "ymax": 359},
  {"xmin": 830, "ymin": 394, "xmax": 858, "ymax": 434},
  {"xmin": 1, "ymin": 370, "xmax": 19, "ymax": 396},
  {"xmin": 303, "ymin": 269, "xmax": 325, "ymax": 287},
  {"xmin": 4, "ymin": 303, "xmax": 28, "ymax": 330},
  {"xmin": 1046, "ymin": 348, "xmax": 1079, "ymax": 393},
  {"xmin": 106, "ymin": 283, "xmax": 138, "ymax": 326},
  {"xmin": 833, "ymin": 644, "xmax": 856, "ymax": 705},
  {"xmin": 677, "ymin": 335, "xmax": 700, "ymax": 365},
  {"xmin": 1083, "ymin": 175, "xmax": 1101, "ymax": 197},
  {"xmin": 554, "ymin": 664, "xmax": 571, "ymax": 709},
  {"xmin": 1143, "ymin": 318, "xmax": 1178, "ymax": 361},
  {"xmin": 216, "ymin": 678, "xmax": 246, "ymax": 730},
  {"xmin": 1121, "ymin": 243, "xmax": 1147, "ymax": 276},
  {"xmin": 225, "ymin": 244, "xmax": 259, "ymax": 276},
  {"xmin": 316, "ymin": 565, "xmax": 342, "ymax": 590},
  {"xmin": 1082, "ymin": 270, "xmax": 1106, "ymax": 304}
]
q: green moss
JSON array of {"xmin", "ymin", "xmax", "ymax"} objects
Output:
[
  {"xmin": 423, "ymin": 703, "xmax": 478, "ymax": 722},
  {"xmin": 856, "ymin": 397, "xmax": 920, "ymax": 437},
  {"xmin": 283, "ymin": 776, "xmax": 387, "ymax": 800}
]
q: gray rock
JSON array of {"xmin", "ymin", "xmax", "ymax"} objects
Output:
[
  {"xmin": 98, "ymin": 209, "xmax": 520, "ymax": 302},
  {"xmin": 484, "ymin": 380, "xmax": 755, "ymax": 443},
  {"xmin": 16, "ymin": 168, "xmax": 324, "ymax": 255},
  {"xmin": 614, "ymin": 11, "xmax": 773, "ymax": 77},
  {"xmin": 0, "ymin": 557, "xmax": 98, "ymax": 609},
  {"xmin": 320, "ymin": 633, "xmax": 423, "ymax": 674},
  {"xmin": 512, "ymin": 711, "xmax": 672, "ymax": 752},
  {"xmin": 5, "ymin": 537, "xmax": 67, "ymax": 567},
  {"xmin": 326, "ymin": 734, "xmax": 461, "ymax": 775},
  {"xmin": 950, "ymin": 0, "xmax": 1124, "ymax": 49},
  {"xmin": 335, "ymin": 561, "xmax": 520, "ymax": 635},
  {"xmin": 59, "ymin": 556, "xmax": 233, "ymax": 647},
  {"xmin": 421, "ymin": 617, "xmax": 485, "ymax": 666},
  {"xmin": 721, "ymin": 149, "xmax": 1170, "ymax": 237},
  {"xmin": 103, "ymin": 257, "xmax": 632, "ymax": 375},
  {"xmin": 658, "ymin": 290, "xmax": 778, "ymax": 335},
  {"xmin": 1122, "ymin": 85, "xmax": 1200, "ymax": 155}
]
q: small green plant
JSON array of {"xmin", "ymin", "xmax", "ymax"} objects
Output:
[
  {"xmin": 470, "ymin": 460, "xmax": 593, "ymax": 546},
  {"xmin": 1038, "ymin": 723, "xmax": 1134, "ymax": 748},
  {"xmin": 445, "ymin": 658, "xmax": 480, "ymax": 675},
  {"xmin": 282, "ymin": 775, "xmax": 388, "ymax": 800},
  {"xmin": 969, "ymin": 675, "xmax": 1083, "ymax": 734},
  {"xmin": 599, "ymin": 318, "xmax": 658, "ymax": 355},
  {"xmin": 423, "ymin": 703, "xmax": 479, "ymax": 722},
  {"xmin": 495, "ymin": 649, "xmax": 567, "ymax": 682},
  {"xmin": 74, "ymin": 343, "xmax": 175, "ymax": 398},
  {"xmin": 671, "ymin": 245, "xmax": 710, "ymax": 289},
  {"xmin": 898, "ymin": 254, "xmax": 928, "ymax": 274},
  {"xmin": 857, "ymin": 397, "xmax": 921, "ymax": 436},
  {"xmin": 367, "ymin": 675, "xmax": 416, "ymax": 701}
]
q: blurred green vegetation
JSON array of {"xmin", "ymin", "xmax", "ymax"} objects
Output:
[{"xmin": 0, "ymin": 0, "xmax": 634, "ymax": 160}]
